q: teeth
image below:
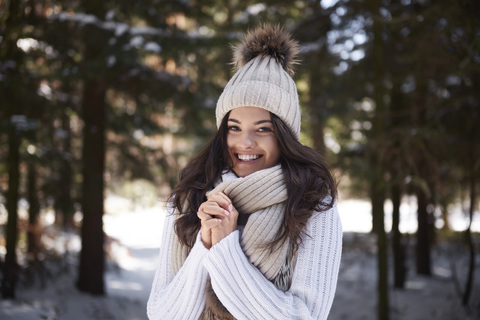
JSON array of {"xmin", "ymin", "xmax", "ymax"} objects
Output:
[{"xmin": 238, "ymin": 154, "xmax": 260, "ymax": 161}]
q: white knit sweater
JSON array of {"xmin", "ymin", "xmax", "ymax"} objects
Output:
[{"xmin": 147, "ymin": 196, "xmax": 342, "ymax": 320}]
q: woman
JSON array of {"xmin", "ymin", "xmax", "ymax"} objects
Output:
[{"xmin": 147, "ymin": 24, "xmax": 342, "ymax": 320}]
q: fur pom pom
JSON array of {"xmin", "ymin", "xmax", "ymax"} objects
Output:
[{"xmin": 232, "ymin": 24, "xmax": 299, "ymax": 76}]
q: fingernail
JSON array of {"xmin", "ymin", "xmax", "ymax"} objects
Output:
[
  {"xmin": 228, "ymin": 204, "xmax": 233, "ymax": 212},
  {"xmin": 224, "ymin": 210, "xmax": 230, "ymax": 216}
]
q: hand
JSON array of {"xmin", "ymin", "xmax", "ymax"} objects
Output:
[
  {"xmin": 197, "ymin": 192, "xmax": 238, "ymax": 248},
  {"xmin": 197, "ymin": 192, "xmax": 233, "ymax": 249},
  {"xmin": 197, "ymin": 209, "xmax": 219, "ymax": 249},
  {"xmin": 208, "ymin": 193, "xmax": 238, "ymax": 246}
]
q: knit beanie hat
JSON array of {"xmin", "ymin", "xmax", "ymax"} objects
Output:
[{"xmin": 215, "ymin": 25, "xmax": 301, "ymax": 139}]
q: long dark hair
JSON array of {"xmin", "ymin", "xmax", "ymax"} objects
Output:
[{"xmin": 171, "ymin": 112, "xmax": 337, "ymax": 251}]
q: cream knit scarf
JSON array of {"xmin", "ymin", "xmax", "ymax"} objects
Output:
[{"xmin": 171, "ymin": 165, "xmax": 296, "ymax": 319}]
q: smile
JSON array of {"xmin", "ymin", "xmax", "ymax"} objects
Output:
[{"xmin": 237, "ymin": 153, "xmax": 262, "ymax": 161}]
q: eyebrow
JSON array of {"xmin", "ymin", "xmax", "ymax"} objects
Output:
[{"xmin": 228, "ymin": 118, "xmax": 273, "ymax": 125}]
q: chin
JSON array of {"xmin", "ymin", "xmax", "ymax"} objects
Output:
[{"xmin": 233, "ymin": 167, "xmax": 264, "ymax": 178}]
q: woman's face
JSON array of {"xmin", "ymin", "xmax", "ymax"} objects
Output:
[{"xmin": 227, "ymin": 107, "xmax": 281, "ymax": 177}]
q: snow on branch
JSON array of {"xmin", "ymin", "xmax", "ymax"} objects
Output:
[{"xmin": 49, "ymin": 11, "xmax": 206, "ymax": 40}]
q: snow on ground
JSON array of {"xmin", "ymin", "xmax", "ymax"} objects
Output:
[
  {"xmin": 0, "ymin": 200, "xmax": 166, "ymax": 320},
  {"xmin": 330, "ymin": 232, "xmax": 480, "ymax": 320},
  {"xmin": 1, "ymin": 198, "xmax": 479, "ymax": 319}
]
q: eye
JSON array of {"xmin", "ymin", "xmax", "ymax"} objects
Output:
[
  {"xmin": 258, "ymin": 127, "xmax": 273, "ymax": 133},
  {"xmin": 228, "ymin": 125, "xmax": 240, "ymax": 131}
]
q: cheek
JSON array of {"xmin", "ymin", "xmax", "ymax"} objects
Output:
[
  {"xmin": 266, "ymin": 138, "xmax": 281, "ymax": 162},
  {"xmin": 226, "ymin": 134, "xmax": 235, "ymax": 150},
  {"xmin": 226, "ymin": 135, "xmax": 236, "ymax": 157}
]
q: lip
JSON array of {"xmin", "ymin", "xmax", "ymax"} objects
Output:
[{"xmin": 235, "ymin": 153, "xmax": 263, "ymax": 162}]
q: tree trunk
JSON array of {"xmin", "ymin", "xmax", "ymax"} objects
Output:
[
  {"xmin": 76, "ymin": 0, "xmax": 109, "ymax": 295},
  {"xmin": 391, "ymin": 184, "xmax": 406, "ymax": 288},
  {"xmin": 1, "ymin": 0, "xmax": 22, "ymax": 300},
  {"xmin": 462, "ymin": 150, "xmax": 477, "ymax": 305},
  {"xmin": 416, "ymin": 190, "xmax": 431, "ymax": 275},
  {"xmin": 388, "ymin": 79, "xmax": 407, "ymax": 290},
  {"xmin": 309, "ymin": 69, "xmax": 327, "ymax": 156},
  {"xmin": 76, "ymin": 78, "xmax": 107, "ymax": 295},
  {"xmin": 27, "ymin": 159, "xmax": 41, "ymax": 259},
  {"xmin": 56, "ymin": 108, "xmax": 75, "ymax": 229},
  {"xmin": 440, "ymin": 201, "xmax": 451, "ymax": 231},
  {"xmin": 2, "ymin": 121, "xmax": 21, "ymax": 299},
  {"xmin": 370, "ymin": 0, "xmax": 389, "ymax": 317},
  {"xmin": 372, "ymin": 183, "xmax": 389, "ymax": 320}
]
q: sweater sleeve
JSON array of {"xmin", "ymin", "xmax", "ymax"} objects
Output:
[
  {"xmin": 147, "ymin": 206, "xmax": 210, "ymax": 320},
  {"xmin": 203, "ymin": 204, "xmax": 342, "ymax": 320}
]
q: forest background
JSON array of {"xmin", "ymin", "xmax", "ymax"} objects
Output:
[{"xmin": 0, "ymin": 0, "xmax": 479, "ymax": 319}]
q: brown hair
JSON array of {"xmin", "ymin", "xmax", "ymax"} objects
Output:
[{"xmin": 171, "ymin": 112, "xmax": 337, "ymax": 252}]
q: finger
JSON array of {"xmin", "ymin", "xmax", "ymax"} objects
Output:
[
  {"xmin": 202, "ymin": 203, "xmax": 230, "ymax": 217},
  {"xmin": 203, "ymin": 218, "xmax": 222, "ymax": 229},
  {"xmin": 198, "ymin": 202, "xmax": 219, "ymax": 216},
  {"xmin": 197, "ymin": 210, "xmax": 212, "ymax": 221},
  {"xmin": 208, "ymin": 192, "xmax": 231, "ymax": 205},
  {"xmin": 229, "ymin": 203, "xmax": 239, "ymax": 217},
  {"xmin": 198, "ymin": 209, "xmax": 228, "ymax": 224},
  {"xmin": 208, "ymin": 192, "xmax": 233, "ymax": 212}
]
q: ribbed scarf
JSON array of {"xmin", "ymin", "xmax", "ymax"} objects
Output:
[{"xmin": 171, "ymin": 165, "xmax": 296, "ymax": 319}]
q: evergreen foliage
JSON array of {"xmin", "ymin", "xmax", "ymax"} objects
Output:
[{"xmin": 0, "ymin": 0, "xmax": 479, "ymax": 316}]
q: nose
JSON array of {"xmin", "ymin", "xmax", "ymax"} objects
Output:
[{"xmin": 239, "ymin": 131, "xmax": 256, "ymax": 148}]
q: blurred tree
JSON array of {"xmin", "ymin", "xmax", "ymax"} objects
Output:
[
  {"xmin": 382, "ymin": 0, "xmax": 415, "ymax": 290},
  {"xmin": 368, "ymin": 0, "xmax": 389, "ymax": 317},
  {"xmin": 399, "ymin": 0, "xmax": 480, "ymax": 277},
  {"xmin": 77, "ymin": 18, "xmax": 109, "ymax": 296},
  {"xmin": 294, "ymin": 1, "xmax": 334, "ymax": 156},
  {"xmin": 329, "ymin": 0, "xmax": 479, "ymax": 312},
  {"xmin": 1, "ymin": 0, "xmax": 27, "ymax": 299},
  {"xmin": 27, "ymin": 154, "xmax": 41, "ymax": 262},
  {"xmin": 434, "ymin": 0, "xmax": 480, "ymax": 305},
  {"xmin": 322, "ymin": 0, "xmax": 392, "ymax": 317},
  {"xmin": 0, "ymin": 0, "xmax": 48, "ymax": 299}
]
